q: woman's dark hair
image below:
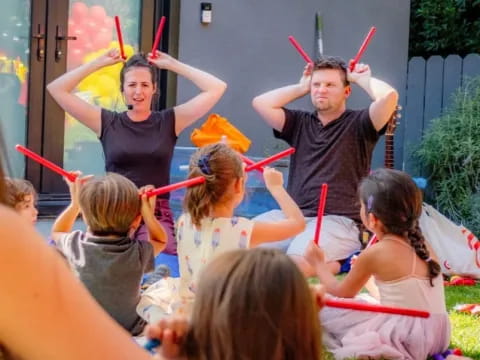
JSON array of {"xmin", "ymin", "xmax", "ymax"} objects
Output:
[
  {"xmin": 359, "ymin": 168, "xmax": 441, "ymax": 285},
  {"xmin": 184, "ymin": 143, "xmax": 243, "ymax": 227},
  {"xmin": 119, "ymin": 53, "xmax": 157, "ymax": 90}
]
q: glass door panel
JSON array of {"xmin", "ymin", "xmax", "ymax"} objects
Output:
[
  {"xmin": 0, "ymin": 0, "xmax": 31, "ymax": 177},
  {"xmin": 63, "ymin": 0, "xmax": 141, "ymax": 175}
]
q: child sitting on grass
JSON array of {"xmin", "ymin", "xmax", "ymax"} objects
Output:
[
  {"xmin": 138, "ymin": 143, "xmax": 306, "ymax": 320},
  {"xmin": 51, "ymin": 172, "xmax": 167, "ymax": 335},
  {"xmin": 306, "ymin": 168, "xmax": 450, "ymax": 359}
]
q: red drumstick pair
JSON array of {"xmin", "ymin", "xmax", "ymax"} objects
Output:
[
  {"xmin": 289, "ymin": 26, "xmax": 376, "ymax": 70},
  {"xmin": 147, "ymin": 147, "xmax": 296, "ymax": 197},
  {"xmin": 15, "ymin": 145, "xmax": 295, "ymax": 198},
  {"xmin": 114, "ymin": 15, "xmax": 167, "ymax": 60}
]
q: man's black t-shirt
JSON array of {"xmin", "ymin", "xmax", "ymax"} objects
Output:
[{"xmin": 274, "ymin": 108, "xmax": 382, "ymax": 222}]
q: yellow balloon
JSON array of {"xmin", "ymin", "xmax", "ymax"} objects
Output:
[
  {"xmin": 83, "ymin": 50, "xmax": 103, "ymax": 65},
  {"xmin": 77, "ymin": 73, "xmax": 98, "ymax": 92},
  {"xmin": 124, "ymin": 44, "xmax": 135, "ymax": 59},
  {"xmin": 102, "ymin": 62, "xmax": 122, "ymax": 79},
  {"xmin": 96, "ymin": 74, "xmax": 118, "ymax": 98}
]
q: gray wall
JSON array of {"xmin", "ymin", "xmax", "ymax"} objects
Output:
[{"xmin": 175, "ymin": 0, "xmax": 410, "ymax": 169}]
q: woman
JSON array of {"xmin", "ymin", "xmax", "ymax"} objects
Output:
[{"xmin": 47, "ymin": 48, "xmax": 227, "ymax": 254}]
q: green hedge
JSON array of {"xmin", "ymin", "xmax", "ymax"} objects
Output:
[
  {"xmin": 415, "ymin": 77, "xmax": 480, "ymax": 235},
  {"xmin": 409, "ymin": 0, "xmax": 480, "ymax": 57}
]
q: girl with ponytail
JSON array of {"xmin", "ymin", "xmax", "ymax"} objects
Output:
[
  {"xmin": 304, "ymin": 168, "xmax": 451, "ymax": 360},
  {"xmin": 138, "ymin": 143, "xmax": 305, "ymax": 319}
]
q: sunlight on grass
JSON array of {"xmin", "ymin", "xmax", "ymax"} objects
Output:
[{"xmin": 445, "ymin": 285, "xmax": 480, "ymax": 360}]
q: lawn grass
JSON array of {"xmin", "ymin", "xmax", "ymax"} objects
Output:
[
  {"xmin": 444, "ymin": 284, "xmax": 480, "ymax": 359},
  {"xmin": 315, "ymin": 279, "xmax": 480, "ymax": 359}
]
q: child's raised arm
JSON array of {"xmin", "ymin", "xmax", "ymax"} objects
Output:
[
  {"xmin": 250, "ymin": 167, "xmax": 306, "ymax": 247},
  {"xmin": 139, "ymin": 186, "xmax": 167, "ymax": 256},
  {"xmin": 51, "ymin": 173, "xmax": 92, "ymax": 243},
  {"xmin": 305, "ymin": 240, "xmax": 375, "ymax": 298}
]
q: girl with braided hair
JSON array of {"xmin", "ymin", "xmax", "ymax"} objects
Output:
[
  {"xmin": 305, "ymin": 168, "xmax": 451, "ymax": 360},
  {"xmin": 137, "ymin": 143, "xmax": 305, "ymax": 319}
]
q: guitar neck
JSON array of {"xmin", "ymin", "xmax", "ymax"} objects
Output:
[{"xmin": 385, "ymin": 134, "xmax": 394, "ymax": 169}]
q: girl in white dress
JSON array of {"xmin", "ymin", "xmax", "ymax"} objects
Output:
[
  {"xmin": 138, "ymin": 143, "xmax": 305, "ymax": 319},
  {"xmin": 305, "ymin": 168, "xmax": 450, "ymax": 360}
]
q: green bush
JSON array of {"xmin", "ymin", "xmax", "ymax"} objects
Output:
[
  {"xmin": 409, "ymin": 0, "xmax": 480, "ymax": 57},
  {"xmin": 415, "ymin": 77, "xmax": 480, "ymax": 235}
]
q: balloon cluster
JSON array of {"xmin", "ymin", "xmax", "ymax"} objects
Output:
[
  {"xmin": 67, "ymin": 2, "xmax": 136, "ymax": 113},
  {"xmin": 76, "ymin": 42, "xmax": 134, "ymax": 111},
  {"xmin": 68, "ymin": 2, "xmax": 115, "ymax": 69}
]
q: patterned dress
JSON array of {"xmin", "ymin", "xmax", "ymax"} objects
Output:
[{"xmin": 138, "ymin": 214, "xmax": 254, "ymax": 321}]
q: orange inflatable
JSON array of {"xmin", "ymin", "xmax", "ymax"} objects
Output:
[{"xmin": 190, "ymin": 113, "xmax": 251, "ymax": 153}]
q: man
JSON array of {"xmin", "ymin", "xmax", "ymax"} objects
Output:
[{"xmin": 252, "ymin": 56, "xmax": 398, "ymax": 275}]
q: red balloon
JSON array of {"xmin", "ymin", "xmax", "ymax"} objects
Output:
[
  {"xmin": 68, "ymin": 20, "xmax": 77, "ymax": 36},
  {"xmin": 68, "ymin": 47, "xmax": 84, "ymax": 69},
  {"xmin": 70, "ymin": 26, "xmax": 87, "ymax": 47},
  {"xmin": 104, "ymin": 16, "xmax": 114, "ymax": 29},
  {"xmin": 72, "ymin": 25, "xmax": 85, "ymax": 36},
  {"xmin": 93, "ymin": 31, "xmax": 112, "ymax": 50},
  {"xmin": 78, "ymin": 18, "xmax": 98, "ymax": 37},
  {"xmin": 89, "ymin": 5, "xmax": 107, "ymax": 24},
  {"xmin": 71, "ymin": 2, "xmax": 89, "ymax": 23},
  {"xmin": 83, "ymin": 42, "xmax": 94, "ymax": 53},
  {"xmin": 99, "ymin": 26, "xmax": 112, "ymax": 36}
]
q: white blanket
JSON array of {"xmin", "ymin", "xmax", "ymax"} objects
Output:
[{"xmin": 420, "ymin": 203, "xmax": 480, "ymax": 278}]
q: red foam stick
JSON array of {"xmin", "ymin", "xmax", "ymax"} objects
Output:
[
  {"xmin": 313, "ymin": 183, "xmax": 328, "ymax": 245},
  {"xmin": 324, "ymin": 298, "xmax": 430, "ymax": 318},
  {"xmin": 245, "ymin": 148, "xmax": 295, "ymax": 172},
  {"xmin": 239, "ymin": 154, "xmax": 264, "ymax": 173},
  {"xmin": 349, "ymin": 26, "xmax": 376, "ymax": 72},
  {"xmin": 146, "ymin": 176, "xmax": 205, "ymax": 198},
  {"xmin": 288, "ymin": 36, "xmax": 313, "ymax": 64},
  {"xmin": 15, "ymin": 144, "xmax": 77, "ymax": 182},
  {"xmin": 114, "ymin": 16, "xmax": 126, "ymax": 60},
  {"xmin": 151, "ymin": 16, "xmax": 166, "ymax": 58}
]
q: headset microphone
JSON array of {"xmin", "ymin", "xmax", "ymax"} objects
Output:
[{"xmin": 127, "ymin": 104, "xmax": 133, "ymax": 110}]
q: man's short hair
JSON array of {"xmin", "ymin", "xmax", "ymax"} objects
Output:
[{"xmin": 313, "ymin": 56, "xmax": 349, "ymax": 86}]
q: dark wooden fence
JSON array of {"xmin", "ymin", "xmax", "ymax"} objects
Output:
[{"xmin": 399, "ymin": 54, "xmax": 480, "ymax": 175}]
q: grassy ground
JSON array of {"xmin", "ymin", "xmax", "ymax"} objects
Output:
[
  {"xmin": 320, "ymin": 283, "xmax": 480, "ymax": 360},
  {"xmin": 445, "ymin": 284, "xmax": 480, "ymax": 359}
]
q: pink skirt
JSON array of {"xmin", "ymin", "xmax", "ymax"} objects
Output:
[{"xmin": 320, "ymin": 295, "xmax": 450, "ymax": 360}]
